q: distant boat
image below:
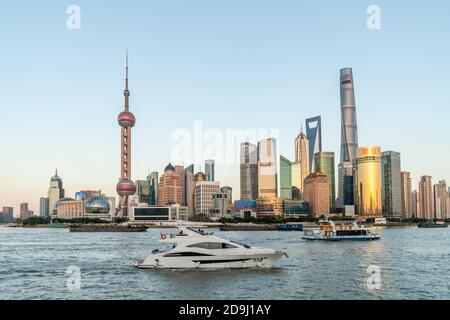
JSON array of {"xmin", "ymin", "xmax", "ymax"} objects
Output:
[
  {"xmin": 303, "ymin": 219, "xmax": 380, "ymax": 241},
  {"xmin": 277, "ymin": 224, "xmax": 303, "ymax": 231},
  {"xmin": 418, "ymin": 221, "xmax": 448, "ymax": 229}
]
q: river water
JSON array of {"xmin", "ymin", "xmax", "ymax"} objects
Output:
[{"xmin": 0, "ymin": 226, "xmax": 449, "ymax": 300}]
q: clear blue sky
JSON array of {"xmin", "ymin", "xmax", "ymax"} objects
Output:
[{"xmin": 1, "ymin": 0, "xmax": 449, "ymax": 213}]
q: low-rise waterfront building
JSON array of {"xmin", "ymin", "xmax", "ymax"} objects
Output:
[
  {"xmin": 256, "ymin": 197, "xmax": 284, "ymax": 218},
  {"xmin": 128, "ymin": 204, "xmax": 188, "ymax": 222}
]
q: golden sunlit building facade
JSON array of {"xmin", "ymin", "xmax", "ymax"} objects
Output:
[{"xmin": 355, "ymin": 146, "xmax": 382, "ymax": 216}]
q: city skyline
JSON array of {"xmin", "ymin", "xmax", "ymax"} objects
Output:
[{"xmin": 2, "ymin": 1, "xmax": 450, "ymax": 212}]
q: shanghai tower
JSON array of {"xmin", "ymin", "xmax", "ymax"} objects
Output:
[{"xmin": 337, "ymin": 67, "xmax": 358, "ymax": 208}]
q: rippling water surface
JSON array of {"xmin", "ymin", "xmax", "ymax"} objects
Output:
[{"xmin": 0, "ymin": 226, "xmax": 449, "ymax": 300}]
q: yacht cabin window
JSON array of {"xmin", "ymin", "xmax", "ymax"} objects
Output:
[{"xmin": 187, "ymin": 242, "xmax": 238, "ymax": 249}]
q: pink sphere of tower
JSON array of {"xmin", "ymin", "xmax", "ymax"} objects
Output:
[
  {"xmin": 116, "ymin": 179, "xmax": 137, "ymax": 197},
  {"xmin": 118, "ymin": 111, "xmax": 136, "ymax": 127}
]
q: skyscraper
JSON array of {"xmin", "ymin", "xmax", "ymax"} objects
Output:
[
  {"xmin": 401, "ymin": 172, "xmax": 412, "ymax": 218},
  {"xmin": 338, "ymin": 67, "xmax": 358, "ymax": 208},
  {"xmin": 116, "ymin": 53, "xmax": 137, "ymax": 216},
  {"xmin": 194, "ymin": 180, "xmax": 220, "ymax": 216},
  {"xmin": 314, "ymin": 152, "xmax": 336, "ymax": 210},
  {"xmin": 280, "ymin": 156, "xmax": 292, "ymax": 200},
  {"xmin": 291, "ymin": 161, "xmax": 301, "ymax": 200},
  {"xmin": 304, "ymin": 172, "xmax": 330, "ymax": 217},
  {"xmin": 1, "ymin": 207, "xmax": 14, "ymax": 224},
  {"xmin": 205, "ymin": 160, "xmax": 215, "ymax": 182},
  {"xmin": 157, "ymin": 163, "xmax": 182, "ymax": 206},
  {"xmin": 381, "ymin": 151, "xmax": 402, "ymax": 219},
  {"xmin": 338, "ymin": 162, "xmax": 355, "ymax": 207},
  {"xmin": 355, "ymin": 147, "xmax": 382, "ymax": 216},
  {"xmin": 181, "ymin": 165, "xmax": 195, "ymax": 217},
  {"xmin": 48, "ymin": 169, "xmax": 64, "ymax": 216},
  {"xmin": 433, "ymin": 180, "xmax": 448, "ymax": 220},
  {"xmin": 419, "ymin": 176, "xmax": 434, "ymax": 220},
  {"xmin": 240, "ymin": 142, "xmax": 258, "ymax": 200},
  {"xmin": 294, "ymin": 128, "xmax": 309, "ymax": 195},
  {"xmin": 305, "ymin": 116, "xmax": 322, "ymax": 173},
  {"xmin": 258, "ymin": 138, "xmax": 278, "ymax": 198},
  {"xmin": 220, "ymin": 186, "xmax": 233, "ymax": 203},
  {"xmin": 411, "ymin": 190, "xmax": 420, "ymax": 218},
  {"xmin": 20, "ymin": 203, "xmax": 30, "ymax": 220},
  {"xmin": 39, "ymin": 197, "xmax": 49, "ymax": 217},
  {"xmin": 136, "ymin": 179, "xmax": 152, "ymax": 204},
  {"xmin": 149, "ymin": 171, "xmax": 159, "ymax": 205}
]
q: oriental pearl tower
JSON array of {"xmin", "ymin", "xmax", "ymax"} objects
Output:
[{"xmin": 116, "ymin": 53, "xmax": 137, "ymax": 217}]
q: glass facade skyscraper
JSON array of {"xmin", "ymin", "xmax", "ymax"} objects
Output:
[
  {"xmin": 306, "ymin": 116, "xmax": 322, "ymax": 174},
  {"xmin": 280, "ymin": 156, "xmax": 292, "ymax": 200},
  {"xmin": 205, "ymin": 160, "xmax": 215, "ymax": 182},
  {"xmin": 258, "ymin": 138, "xmax": 278, "ymax": 198},
  {"xmin": 314, "ymin": 152, "xmax": 336, "ymax": 210},
  {"xmin": 338, "ymin": 68, "xmax": 359, "ymax": 209},
  {"xmin": 381, "ymin": 151, "xmax": 402, "ymax": 219},
  {"xmin": 355, "ymin": 147, "xmax": 382, "ymax": 216},
  {"xmin": 240, "ymin": 142, "xmax": 258, "ymax": 200},
  {"xmin": 294, "ymin": 128, "xmax": 309, "ymax": 194},
  {"xmin": 291, "ymin": 161, "xmax": 301, "ymax": 200}
]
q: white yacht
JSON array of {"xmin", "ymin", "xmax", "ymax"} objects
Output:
[{"xmin": 135, "ymin": 226, "xmax": 287, "ymax": 269}]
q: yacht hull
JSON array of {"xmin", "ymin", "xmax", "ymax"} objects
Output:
[{"xmin": 136, "ymin": 252, "xmax": 285, "ymax": 269}]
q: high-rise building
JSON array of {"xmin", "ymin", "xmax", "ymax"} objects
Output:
[
  {"xmin": 433, "ymin": 180, "xmax": 448, "ymax": 220},
  {"xmin": 338, "ymin": 67, "xmax": 358, "ymax": 208},
  {"xmin": 240, "ymin": 142, "xmax": 258, "ymax": 200},
  {"xmin": 338, "ymin": 162, "xmax": 355, "ymax": 207},
  {"xmin": 305, "ymin": 116, "xmax": 322, "ymax": 173},
  {"xmin": 419, "ymin": 176, "xmax": 434, "ymax": 220},
  {"xmin": 205, "ymin": 160, "xmax": 215, "ymax": 182},
  {"xmin": 446, "ymin": 188, "xmax": 450, "ymax": 220},
  {"xmin": 149, "ymin": 171, "xmax": 159, "ymax": 205},
  {"xmin": 157, "ymin": 163, "xmax": 182, "ymax": 206},
  {"xmin": 411, "ymin": 190, "xmax": 420, "ymax": 218},
  {"xmin": 291, "ymin": 161, "xmax": 302, "ymax": 200},
  {"xmin": 181, "ymin": 165, "xmax": 195, "ymax": 217},
  {"xmin": 355, "ymin": 147, "xmax": 382, "ymax": 216},
  {"xmin": 136, "ymin": 179, "xmax": 152, "ymax": 204},
  {"xmin": 0, "ymin": 207, "xmax": 14, "ymax": 224},
  {"xmin": 280, "ymin": 156, "xmax": 292, "ymax": 200},
  {"xmin": 210, "ymin": 192, "xmax": 232, "ymax": 218},
  {"xmin": 258, "ymin": 138, "xmax": 278, "ymax": 198},
  {"xmin": 381, "ymin": 151, "xmax": 402, "ymax": 219},
  {"xmin": 20, "ymin": 203, "xmax": 30, "ymax": 220},
  {"xmin": 314, "ymin": 152, "xmax": 336, "ymax": 210},
  {"xmin": 116, "ymin": 53, "xmax": 137, "ymax": 216},
  {"xmin": 48, "ymin": 169, "xmax": 65, "ymax": 216},
  {"xmin": 294, "ymin": 129, "xmax": 309, "ymax": 194},
  {"xmin": 401, "ymin": 172, "xmax": 412, "ymax": 218},
  {"xmin": 194, "ymin": 179, "xmax": 220, "ymax": 216},
  {"xmin": 39, "ymin": 197, "xmax": 49, "ymax": 217},
  {"xmin": 220, "ymin": 186, "xmax": 233, "ymax": 203},
  {"xmin": 304, "ymin": 172, "xmax": 330, "ymax": 217}
]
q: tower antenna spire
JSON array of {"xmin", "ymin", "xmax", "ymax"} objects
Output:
[{"xmin": 124, "ymin": 50, "xmax": 130, "ymax": 112}]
